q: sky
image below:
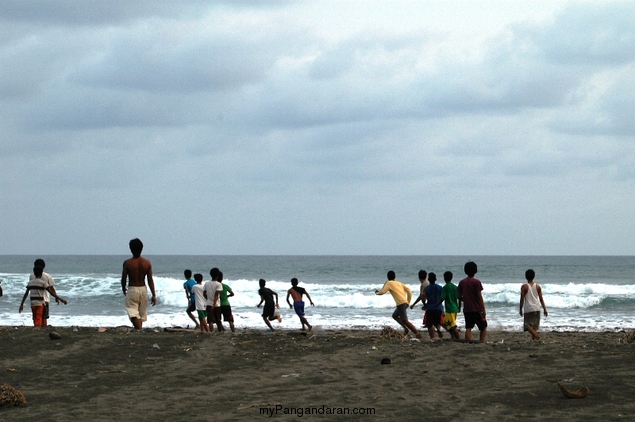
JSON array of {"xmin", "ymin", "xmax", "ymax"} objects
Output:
[{"xmin": 1, "ymin": 1, "xmax": 634, "ymax": 256}]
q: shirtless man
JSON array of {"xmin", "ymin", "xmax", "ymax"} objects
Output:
[
  {"xmin": 286, "ymin": 278, "xmax": 315, "ymax": 331},
  {"xmin": 121, "ymin": 238, "xmax": 157, "ymax": 329}
]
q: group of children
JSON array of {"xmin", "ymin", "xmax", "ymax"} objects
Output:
[
  {"xmin": 183, "ymin": 270, "xmax": 315, "ymax": 333},
  {"xmin": 17, "ymin": 259, "xmax": 546, "ymax": 341},
  {"xmin": 410, "ymin": 269, "xmax": 463, "ymax": 340},
  {"xmin": 183, "ymin": 267, "xmax": 236, "ymax": 333},
  {"xmin": 376, "ymin": 262, "xmax": 548, "ymax": 342},
  {"xmin": 374, "ymin": 269, "xmax": 463, "ymax": 340}
]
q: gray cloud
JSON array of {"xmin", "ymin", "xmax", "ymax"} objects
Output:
[
  {"xmin": 0, "ymin": 0, "xmax": 205, "ymax": 26},
  {"xmin": 1, "ymin": 1, "xmax": 634, "ymax": 255}
]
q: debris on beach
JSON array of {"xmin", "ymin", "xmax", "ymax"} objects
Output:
[
  {"xmin": 619, "ymin": 331, "xmax": 635, "ymax": 343},
  {"xmin": 380, "ymin": 326, "xmax": 405, "ymax": 340},
  {"xmin": 48, "ymin": 331, "xmax": 62, "ymax": 340},
  {"xmin": 557, "ymin": 383, "xmax": 589, "ymax": 399},
  {"xmin": 0, "ymin": 383, "xmax": 27, "ymax": 407}
]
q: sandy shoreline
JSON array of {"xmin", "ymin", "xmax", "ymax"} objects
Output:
[{"xmin": 1, "ymin": 326, "xmax": 635, "ymax": 421}]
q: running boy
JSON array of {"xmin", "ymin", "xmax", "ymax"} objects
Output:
[
  {"xmin": 422, "ymin": 272, "xmax": 444, "ymax": 339},
  {"xmin": 257, "ymin": 279, "xmax": 281, "ymax": 332},
  {"xmin": 204, "ymin": 267, "xmax": 223, "ymax": 332},
  {"xmin": 437, "ymin": 271, "xmax": 461, "ymax": 339},
  {"xmin": 183, "ymin": 269, "xmax": 199, "ymax": 329},
  {"xmin": 192, "ymin": 273, "xmax": 210, "ymax": 333},
  {"xmin": 286, "ymin": 278, "xmax": 315, "ymax": 331},
  {"xmin": 219, "ymin": 271, "xmax": 236, "ymax": 333},
  {"xmin": 375, "ymin": 271, "xmax": 419, "ymax": 336},
  {"xmin": 410, "ymin": 270, "xmax": 429, "ymax": 310}
]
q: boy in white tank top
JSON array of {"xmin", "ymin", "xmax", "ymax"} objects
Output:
[{"xmin": 519, "ymin": 269, "xmax": 548, "ymax": 340}]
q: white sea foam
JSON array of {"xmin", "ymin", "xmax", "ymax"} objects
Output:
[{"xmin": 3, "ymin": 254, "xmax": 635, "ymax": 332}]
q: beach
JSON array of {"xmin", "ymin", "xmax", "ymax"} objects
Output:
[{"xmin": 1, "ymin": 327, "xmax": 635, "ymax": 421}]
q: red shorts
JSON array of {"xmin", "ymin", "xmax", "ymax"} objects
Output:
[{"xmin": 31, "ymin": 305, "xmax": 45, "ymax": 327}]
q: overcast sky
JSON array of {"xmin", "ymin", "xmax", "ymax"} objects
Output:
[{"xmin": 1, "ymin": 1, "xmax": 634, "ymax": 256}]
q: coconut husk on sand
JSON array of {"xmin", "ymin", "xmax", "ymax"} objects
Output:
[
  {"xmin": 619, "ymin": 330, "xmax": 635, "ymax": 343},
  {"xmin": 0, "ymin": 384, "xmax": 27, "ymax": 407},
  {"xmin": 380, "ymin": 325, "xmax": 406, "ymax": 339}
]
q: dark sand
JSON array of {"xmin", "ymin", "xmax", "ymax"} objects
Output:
[{"xmin": 1, "ymin": 326, "xmax": 635, "ymax": 421}]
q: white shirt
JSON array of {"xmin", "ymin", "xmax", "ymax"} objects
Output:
[
  {"xmin": 192, "ymin": 283, "xmax": 207, "ymax": 311},
  {"xmin": 523, "ymin": 282, "xmax": 541, "ymax": 313},
  {"xmin": 204, "ymin": 280, "xmax": 223, "ymax": 307}
]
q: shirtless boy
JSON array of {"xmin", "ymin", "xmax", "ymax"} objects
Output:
[
  {"xmin": 286, "ymin": 278, "xmax": 315, "ymax": 331},
  {"xmin": 121, "ymin": 238, "xmax": 156, "ymax": 329}
]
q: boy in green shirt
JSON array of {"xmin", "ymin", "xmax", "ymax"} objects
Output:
[
  {"xmin": 437, "ymin": 271, "xmax": 461, "ymax": 339},
  {"xmin": 219, "ymin": 271, "xmax": 236, "ymax": 333}
]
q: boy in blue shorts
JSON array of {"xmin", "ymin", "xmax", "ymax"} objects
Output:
[{"xmin": 286, "ymin": 278, "xmax": 315, "ymax": 331}]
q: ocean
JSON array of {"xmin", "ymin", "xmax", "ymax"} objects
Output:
[{"xmin": 1, "ymin": 255, "xmax": 634, "ymax": 332}]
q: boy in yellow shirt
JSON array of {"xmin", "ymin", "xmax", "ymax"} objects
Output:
[{"xmin": 375, "ymin": 271, "xmax": 419, "ymax": 336}]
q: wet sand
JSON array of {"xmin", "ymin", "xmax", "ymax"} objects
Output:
[{"xmin": 1, "ymin": 326, "xmax": 635, "ymax": 421}]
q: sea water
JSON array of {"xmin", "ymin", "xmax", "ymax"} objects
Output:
[{"xmin": 1, "ymin": 255, "xmax": 634, "ymax": 332}]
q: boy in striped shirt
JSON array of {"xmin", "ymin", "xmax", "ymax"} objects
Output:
[{"xmin": 19, "ymin": 266, "xmax": 65, "ymax": 327}]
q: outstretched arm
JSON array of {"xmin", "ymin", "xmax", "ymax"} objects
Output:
[
  {"xmin": 420, "ymin": 290, "xmax": 428, "ymax": 309},
  {"xmin": 305, "ymin": 292, "xmax": 314, "ymax": 306},
  {"xmin": 46, "ymin": 286, "xmax": 67, "ymax": 305},
  {"xmin": 410, "ymin": 295, "xmax": 423, "ymax": 309},
  {"xmin": 375, "ymin": 282, "xmax": 389, "ymax": 296},
  {"xmin": 257, "ymin": 293, "xmax": 264, "ymax": 308},
  {"xmin": 273, "ymin": 291, "xmax": 280, "ymax": 308},
  {"xmin": 286, "ymin": 290, "xmax": 293, "ymax": 308}
]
